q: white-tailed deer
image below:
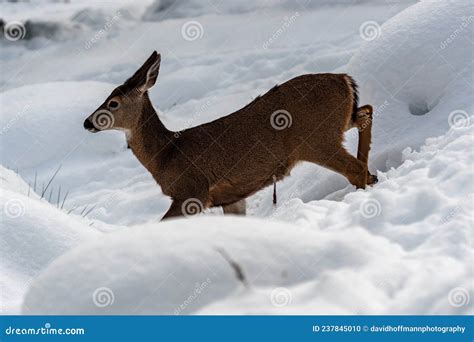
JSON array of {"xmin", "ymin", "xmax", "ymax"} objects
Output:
[{"xmin": 84, "ymin": 51, "xmax": 377, "ymax": 220}]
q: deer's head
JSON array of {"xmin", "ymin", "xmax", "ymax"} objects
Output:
[{"xmin": 84, "ymin": 51, "xmax": 161, "ymax": 134}]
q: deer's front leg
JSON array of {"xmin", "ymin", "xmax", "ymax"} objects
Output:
[
  {"xmin": 161, "ymin": 176, "xmax": 209, "ymax": 221},
  {"xmin": 162, "ymin": 197, "xmax": 208, "ymax": 220},
  {"xmin": 161, "ymin": 201, "xmax": 185, "ymax": 220},
  {"xmin": 222, "ymin": 199, "xmax": 246, "ymax": 215}
]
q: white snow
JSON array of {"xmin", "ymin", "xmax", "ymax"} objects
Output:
[
  {"xmin": 0, "ymin": 166, "xmax": 99, "ymax": 313},
  {"xmin": 0, "ymin": 0, "xmax": 472, "ymax": 315},
  {"xmin": 0, "ymin": 81, "xmax": 125, "ymax": 170},
  {"xmin": 21, "ymin": 123, "xmax": 474, "ymax": 315}
]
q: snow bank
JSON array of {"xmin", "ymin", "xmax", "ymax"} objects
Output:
[
  {"xmin": 23, "ymin": 122, "xmax": 474, "ymax": 315},
  {"xmin": 252, "ymin": 0, "xmax": 473, "ymax": 221},
  {"xmin": 0, "ymin": 81, "xmax": 126, "ymax": 170},
  {"xmin": 0, "ymin": 166, "xmax": 99, "ymax": 313},
  {"xmin": 22, "ymin": 216, "xmax": 401, "ymax": 315},
  {"xmin": 347, "ymin": 0, "xmax": 473, "ymax": 158}
]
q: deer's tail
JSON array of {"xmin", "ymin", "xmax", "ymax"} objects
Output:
[{"xmin": 343, "ymin": 74, "xmax": 360, "ymax": 123}]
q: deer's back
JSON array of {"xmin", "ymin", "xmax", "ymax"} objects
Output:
[{"xmin": 163, "ymin": 73, "xmax": 354, "ymax": 204}]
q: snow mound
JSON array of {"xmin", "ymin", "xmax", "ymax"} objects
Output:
[
  {"xmin": 349, "ymin": 0, "xmax": 472, "ymax": 114},
  {"xmin": 0, "ymin": 81, "xmax": 126, "ymax": 170},
  {"xmin": 343, "ymin": 0, "xmax": 473, "ymax": 171},
  {"xmin": 23, "ymin": 216, "xmax": 400, "ymax": 315},
  {"xmin": 22, "ymin": 122, "xmax": 474, "ymax": 315},
  {"xmin": 0, "ymin": 166, "xmax": 99, "ymax": 313}
]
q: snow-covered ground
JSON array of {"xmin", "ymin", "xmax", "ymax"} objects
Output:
[{"xmin": 1, "ymin": 0, "xmax": 473, "ymax": 314}]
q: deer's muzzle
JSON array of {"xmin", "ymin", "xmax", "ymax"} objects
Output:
[{"xmin": 83, "ymin": 118, "xmax": 98, "ymax": 133}]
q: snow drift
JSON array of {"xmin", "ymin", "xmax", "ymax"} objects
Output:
[
  {"xmin": 0, "ymin": 166, "xmax": 98, "ymax": 313},
  {"xmin": 22, "ymin": 122, "xmax": 474, "ymax": 314},
  {"xmin": 0, "ymin": 81, "xmax": 125, "ymax": 170}
]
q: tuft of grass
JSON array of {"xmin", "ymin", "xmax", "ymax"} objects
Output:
[
  {"xmin": 60, "ymin": 190, "xmax": 69, "ymax": 210},
  {"xmin": 18, "ymin": 165, "xmax": 98, "ymax": 225},
  {"xmin": 33, "ymin": 171, "xmax": 37, "ymax": 193},
  {"xmin": 40, "ymin": 164, "xmax": 62, "ymax": 198},
  {"xmin": 56, "ymin": 185, "xmax": 61, "ymax": 208},
  {"xmin": 82, "ymin": 204, "xmax": 96, "ymax": 218},
  {"xmin": 67, "ymin": 206, "xmax": 77, "ymax": 215}
]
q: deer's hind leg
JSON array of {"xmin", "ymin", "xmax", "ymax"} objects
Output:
[
  {"xmin": 322, "ymin": 148, "xmax": 368, "ymax": 189},
  {"xmin": 301, "ymin": 143, "xmax": 368, "ymax": 189},
  {"xmin": 353, "ymin": 105, "xmax": 377, "ymax": 185},
  {"xmin": 222, "ymin": 199, "xmax": 246, "ymax": 215}
]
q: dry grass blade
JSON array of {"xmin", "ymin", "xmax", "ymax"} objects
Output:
[
  {"xmin": 41, "ymin": 164, "xmax": 62, "ymax": 198},
  {"xmin": 60, "ymin": 190, "xmax": 69, "ymax": 210}
]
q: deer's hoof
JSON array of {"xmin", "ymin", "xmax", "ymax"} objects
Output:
[{"xmin": 367, "ymin": 174, "xmax": 378, "ymax": 186}]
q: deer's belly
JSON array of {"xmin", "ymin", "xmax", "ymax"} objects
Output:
[
  {"xmin": 208, "ymin": 177, "xmax": 268, "ymax": 206},
  {"xmin": 208, "ymin": 163, "xmax": 295, "ymax": 207}
]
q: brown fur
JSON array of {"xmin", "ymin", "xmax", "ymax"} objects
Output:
[{"xmin": 84, "ymin": 51, "xmax": 376, "ymax": 220}]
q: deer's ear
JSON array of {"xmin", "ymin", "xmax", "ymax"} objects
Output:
[
  {"xmin": 138, "ymin": 52, "xmax": 161, "ymax": 93},
  {"xmin": 124, "ymin": 51, "xmax": 161, "ymax": 93}
]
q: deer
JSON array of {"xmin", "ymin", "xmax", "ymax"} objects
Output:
[{"xmin": 84, "ymin": 51, "xmax": 377, "ymax": 220}]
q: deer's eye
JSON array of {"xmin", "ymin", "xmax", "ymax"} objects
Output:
[{"xmin": 108, "ymin": 100, "xmax": 120, "ymax": 110}]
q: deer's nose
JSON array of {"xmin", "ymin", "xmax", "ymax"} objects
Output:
[{"xmin": 83, "ymin": 118, "xmax": 96, "ymax": 131}]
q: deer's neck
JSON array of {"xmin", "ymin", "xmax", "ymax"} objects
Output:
[{"xmin": 128, "ymin": 98, "xmax": 173, "ymax": 174}]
